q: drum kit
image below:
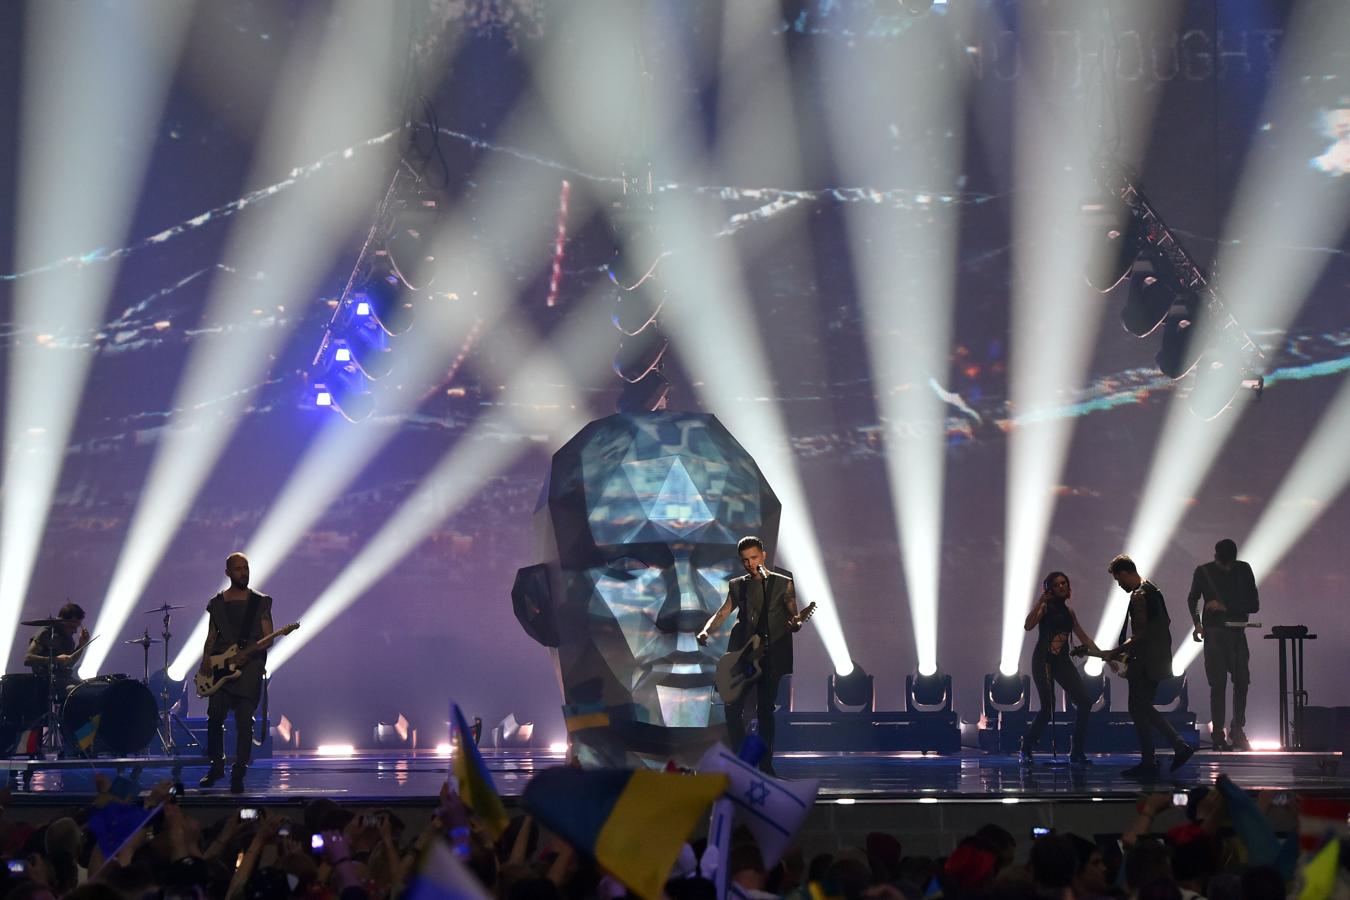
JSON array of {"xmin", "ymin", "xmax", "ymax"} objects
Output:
[{"xmin": 0, "ymin": 602, "xmax": 196, "ymax": 758}]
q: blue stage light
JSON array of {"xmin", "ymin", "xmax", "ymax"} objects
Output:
[
  {"xmin": 334, "ymin": 346, "xmax": 352, "ymax": 362},
  {"xmin": 355, "ymin": 300, "xmax": 371, "ymax": 316},
  {"xmin": 315, "ymin": 389, "xmax": 333, "ymax": 407}
]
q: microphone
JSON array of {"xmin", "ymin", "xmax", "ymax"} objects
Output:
[{"xmin": 757, "ymin": 565, "xmax": 769, "ymax": 579}]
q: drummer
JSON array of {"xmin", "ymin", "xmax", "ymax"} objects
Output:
[{"xmin": 23, "ymin": 603, "xmax": 90, "ymax": 691}]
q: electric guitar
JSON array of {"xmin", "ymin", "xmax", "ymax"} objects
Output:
[
  {"xmin": 715, "ymin": 603, "xmax": 816, "ymax": 705},
  {"xmin": 1070, "ymin": 644, "xmax": 1130, "ymax": 678},
  {"xmin": 195, "ymin": 623, "xmax": 299, "ymax": 697}
]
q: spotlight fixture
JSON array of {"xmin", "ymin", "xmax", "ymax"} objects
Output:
[
  {"xmin": 492, "ymin": 713, "xmax": 535, "ymax": 749},
  {"xmin": 1065, "ymin": 669, "xmax": 1110, "ymax": 713},
  {"xmin": 1153, "ymin": 674, "xmax": 1189, "ymax": 712},
  {"xmin": 1087, "ymin": 159, "xmax": 1265, "ymax": 414},
  {"xmin": 983, "ymin": 671, "xmax": 1030, "ymax": 716},
  {"xmin": 616, "ymin": 370, "xmax": 670, "ymax": 413},
  {"xmin": 1121, "ymin": 260, "xmax": 1176, "ymax": 338},
  {"xmin": 1083, "ymin": 197, "xmax": 1140, "ymax": 293},
  {"xmin": 373, "ymin": 713, "xmax": 415, "ymax": 748},
  {"xmin": 828, "ymin": 662, "xmax": 874, "ymax": 712},
  {"xmin": 907, "ymin": 670, "xmax": 953, "ymax": 713}
]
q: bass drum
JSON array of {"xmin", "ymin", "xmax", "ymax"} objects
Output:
[{"xmin": 62, "ymin": 676, "xmax": 158, "ymax": 756}]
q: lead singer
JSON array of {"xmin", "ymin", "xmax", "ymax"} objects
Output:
[
  {"xmin": 1019, "ymin": 572, "xmax": 1102, "ymax": 767},
  {"xmin": 698, "ymin": 535, "xmax": 804, "ymax": 775}
]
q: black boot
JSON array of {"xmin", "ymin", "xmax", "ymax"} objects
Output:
[
  {"xmin": 229, "ymin": 763, "xmax": 247, "ymax": 794},
  {"xmin": 198, "ymin": 760, "xmax": 226, "ymax": 788}
]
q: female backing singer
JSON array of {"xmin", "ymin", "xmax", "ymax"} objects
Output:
[{"xmin": 1019, "ymin": 572, "xmax": 1102, "ymax": 766}]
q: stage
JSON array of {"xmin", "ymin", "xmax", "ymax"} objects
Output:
[
  {"xmin": 3, "ymin": 747, "xmax": 1341, "ymax": 853},
  {"xmin": 3, "ymin": 747, "xmax": 1344, "ymax": 803}
]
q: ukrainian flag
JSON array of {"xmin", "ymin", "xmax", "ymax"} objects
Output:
[
  {"xmin": 75, "ymin": 714, "xmax": 101, "ymax": 752},
  {"xmin": 451, "ymin": 704, "xmax": 509, "ymax": 839},
  {"xmin": 522, "ymin": 767, "xmax": 728, "ymax": 900}
]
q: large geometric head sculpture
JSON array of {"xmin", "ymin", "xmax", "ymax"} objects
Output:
[{"xmin": 512, "ymin": 411, "xmax": 781, "ymax": 768}]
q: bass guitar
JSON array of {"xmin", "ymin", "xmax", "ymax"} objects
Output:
[
  {"xmin": 715, "ymin": 603, "xmax": 816, "ymax": 705},
  {"xmin": 1070, "ymin": 644, "xmax": 1130, "ymax": 678},
  {"xmin": 195, "ymin": 622, "xmax": 299, "ymax": 697}
]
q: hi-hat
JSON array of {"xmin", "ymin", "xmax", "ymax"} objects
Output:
[
  {"xmin": 20, "ymin": 617, "xmax": 65, "ymax": 627},
  {"xmin": 144, "ymin": 603, "xmax": 186, "ymax": 615},
  {"xmin": 125, "ymin": 635, "xmax": 162, "ymax": 645}
]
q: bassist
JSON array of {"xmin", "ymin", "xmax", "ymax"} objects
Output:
[
  {"xmin": 198, "ymin": 552, "xmax": 273, "ymax": 793},
  {"xmin": 698, "ymin": 536, "xmax": 803, "ymax": 775}
]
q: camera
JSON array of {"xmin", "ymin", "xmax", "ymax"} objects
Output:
[
  {"xmin": 6, "ymin": 860, "xmax": 26, "ymax": 875},
  {"xmin": 1031, "ymin": 826, "xmax": 1052, "ymax": 838},
  {"xmin": 361, "ymin": 814, "xmax": 381, "ymax": 828},
  {"xmin": 310, "ymin": 834, "xmax": 325, "ymax": 852},
  {"xmin": 240, "ymin": 808, "xmax": 259, "ymax": 820},
  {"xmin": 1172, "ymin": 792, "xmax": 1189, "ymax": 807},
  {"xmin": 277, "ymin": 824, "xmax": 292, "ymax": 838}
]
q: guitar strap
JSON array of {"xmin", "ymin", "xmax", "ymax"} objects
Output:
[{"xmin": 240, "ymin": 591, "xmax": 261, "ymax": 646}]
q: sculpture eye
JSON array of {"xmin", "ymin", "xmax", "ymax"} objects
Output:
[{"xmin": 603, "ymin": 557, "xmax": 652, "ymax": 580}]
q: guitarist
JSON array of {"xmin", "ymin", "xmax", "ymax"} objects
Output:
[
  {"xmin": 1107, "ymin": 555, "xmax": 1195, "ymax": 778},
  {"xmin": 697, "ymin": 536, "xmax": 803, "ymax": 775},
  {"xmin": 198, "ymin": 552, "xmax": 273, "ymax": 793},
  {"xmin": 1186, "ymin": 538, "xmax": 1257, "ymax": 751}
]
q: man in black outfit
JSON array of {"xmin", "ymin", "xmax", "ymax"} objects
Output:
[
  {"xmin": 1107, "ymin": 555, "xmax": 1196, "ymax": 779},
  {"xmin": 698, "ymin": 536, "xmax": 803, "ymax": 775},
  {"xmin": 198, "ymin": 552, "xmax": 273, "ymax": 793},
  {"xmin": 24, "ymin": 602, "xmax": 91, "ymax": 691},
  {"xmin": 1187, "ymin": 538, "xmax": 1258, "ymax": 751}
]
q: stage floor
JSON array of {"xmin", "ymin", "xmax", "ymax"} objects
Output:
[{"xmin": 3, "ymin": 748, "xmax": 1346, "ymax": 807}]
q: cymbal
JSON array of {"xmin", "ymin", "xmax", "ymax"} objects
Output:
[
  {"xmin": 125, "ymin": 636, "xmax": 162, "ymax": 645},
  {"xmin": 144, "ymin": 603, "xmax": 186, "ymax": 614},
  {"xmin": 20, "ymin": 617, "xmax": 65, "ymax": 627}
]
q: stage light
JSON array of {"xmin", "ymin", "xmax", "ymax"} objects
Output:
[
  {"xmin": 317, "ymin": 743, "xmax": 356, "ymax": 757},
  {"xmin": 984, "ymin": 672, "xmax": 1029, "ymax": 716},
  {"xmin": 493, "ymin": 714, "xmax": 535, "ymax": 749},
  {"xmin": 1121, "ymin": 262, "xmax": 1176, "ymax": 338},
  {"xmin": 1248, "ymin": 738, "xmax": 1281, "ymax": 752},
  {"xmin": 373, "ymin": 714, "xmax": 414, "ymax": 748},
  {"xmin": 549, "ymin": 741, "xmax": 569, "ymax": 754},
  {"xmin": 352, "ymin": 256, "xmax": 415, "ymax": 336},
  {"xmin": 1083, "ymin": 197, "xmax": 1140, "ymax": 293},
  {"xmin": 828, "ymin": 663, "xmax": 874, "ymax": 712},
  {"xmin": 907, "ymin": 670, "xmax": 952, "ymax": 713},
  {"xmin": 1153, "ymin": 675, "xmax": 1189, "ymax": 712},
  {"xmin": 1155, "ymin": 298, "xmax": 1204, "ymax": 380},
  {"xmin": 616, "ymin": 370, "xmax": 671, "ymax": 413},
  {"xmin": 435, "ymin": 742, "xmax": 453, "ymax": 756},
  {"xmin": 1067, "ymin": 670, "xmax": 1110, "ymax": 714},
  {"xmin": 835, "ymin": 798, "xmax": 858, "ymax": 806},
  {"xmin": 315, "ymin": 389, "xmax": 333, "ymax": 407},
  {"xmin": 613, "ymin": 327, "xmax": 669, "ymax": 383},
  {"xmin": 0, "ymin": 2, "xmax": 193, "ymax": 666},
  {"xmin": 80, "ymin": 0, "xmax": 404, "ymax": 677}
]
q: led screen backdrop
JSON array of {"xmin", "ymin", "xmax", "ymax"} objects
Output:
[{"xmin": 0, "ymin": 0, "xmax": 1346, "ymax": 746}]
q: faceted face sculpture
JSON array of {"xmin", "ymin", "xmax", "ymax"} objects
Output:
[{"xmin": 513, "ymin": 412, "xmax": 780, "ymax": 768}]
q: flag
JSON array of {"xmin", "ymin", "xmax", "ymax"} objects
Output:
[
  {"xmin": 1297, "ymin": 838, "xmax": 1340, "ymax": 900},
  {"xmin": 75, "ymin": 714, "xmax": 101, "ymax": 752},
  {"xmin": 86, "ymin": 801, "xmax": 157, "ymax": 857},
  {"xmin": 404, "ymin": 837, "xmax": 493, "ymax": 900},
  {"xmin": 697, "ymin": 743, "xmax": 819, "ymax": 868},
  {"xmin": 450, "ymin": 703, "xmax": 508, "ymax": 839},
  {"xmin": 13, "ymin": 727, "xmax": 41, "ymax": 755},
  {"xmin": 522, "ymin": 767, "xmax": 728, "ymax": 900}
]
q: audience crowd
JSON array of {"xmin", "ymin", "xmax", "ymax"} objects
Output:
[{"xmin": 0, "ymin": 773, "xmax": 1343, "ymax": 900}]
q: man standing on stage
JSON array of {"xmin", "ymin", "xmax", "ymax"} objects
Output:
[
  {"xmin": 198, "ymin": 552, "xmax": 273, "ymax": 793},
  {"xmin": 698, "ymin": 535, "xmax": 804, "ymax": 775},
  {"xmin": 1108, "ymin": 555, "xmax": 1195, "ymax": 778},
  {"xmin": 1187, "ymin": 538, "xmax": 1258, "ymax": 751},
  {"xmin": 24, "ymin": 602, "xmax": 91, "ymax": 691}
]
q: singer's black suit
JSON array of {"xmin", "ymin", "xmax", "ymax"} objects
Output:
[{"xmin": 725, "ymin": 569, "xmax": 797, "ymax": 769}]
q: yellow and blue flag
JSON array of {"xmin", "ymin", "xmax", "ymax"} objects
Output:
[
  {"xmin": 522, "ymin": 767, "xmax": 728, "ymax": 900},
  {"xmin": 450, "ymin": 703, "xmax": 509, "ymax": 839},
  {"xmin": 75, "ymin": 714, "xmax": 101, "ymax": 752}
]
